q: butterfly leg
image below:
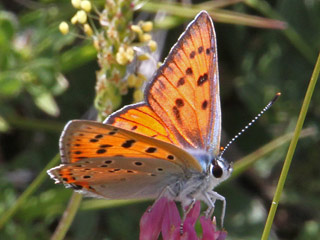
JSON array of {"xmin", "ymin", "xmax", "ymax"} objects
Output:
[
  {"xmin": 206, "ymin": 191, "xmax": 226, "ymax": 228},
  {"xmin": 180, "ymin": 198, "xmax": 196, "ymax": 235},
  {"xmin": 203, "ymin": 193, "xmax": 216, "ymax": 218}
]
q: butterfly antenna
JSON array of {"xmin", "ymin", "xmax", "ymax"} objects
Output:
[{"xmin": 219, "ymin": 92, "xmax": 281, "ymax": 157}]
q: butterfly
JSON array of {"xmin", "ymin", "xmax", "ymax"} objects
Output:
[{"xmin": 48, "ymin": 10, "xmax": 232, "ymax": 225}]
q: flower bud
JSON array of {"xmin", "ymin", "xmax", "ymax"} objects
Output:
[
  {"xmin": 141, "ymin": 21, "xmax": 153, "ymax": 32},
  {"xmin": 84, "ymin": 23, "xmax": 93, "ymax": 36},
  {"xmin": 76, "ymin": 10, "xmax": 87, "ymax": 24},
  {"xmin": 81, "ymin": 0, "xmax": 92, "ymax": 12},
  {"xmin": 71, "ymin": 0, "xmax": 81, "ymax": 9},
  {"xmin": 148, "ymin": 40, "xmax": 157, "ymax": 52},
  {"xmin": 59, "ymin": 21, "xmax": 69, "ymax": 35}
]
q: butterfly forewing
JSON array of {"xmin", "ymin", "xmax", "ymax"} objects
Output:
[
  {"xmin": 145, "ymin": 12, "xmax": 221, "ymax": 154},
  {"xmin": 105, "ymin": 12, "xmax": 221, "ymax": 155}
]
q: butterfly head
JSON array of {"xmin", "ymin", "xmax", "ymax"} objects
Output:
[{"xmin": 208, "ymin": 157, "xmax": 233, "ymax": 185}]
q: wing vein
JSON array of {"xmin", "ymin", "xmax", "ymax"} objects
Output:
[
  {"xmin": 189, "ymin": 27, "xmax": 206, "ymax": 147},
  {"xmin": 149, "ymin": 94, "xmax": 196, "ymax": 147},
  {"xmin": 116, "ymin": 116, "xmax": 175, "ymax": 143},
  {"xmin": 160, "ymin": 73, "xmax": 198, "ymax": 113}
]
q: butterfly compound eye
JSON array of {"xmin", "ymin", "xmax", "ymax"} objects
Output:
[{"xmin": 211, "ymin": 160, "xmax": 223, "ymax": 178}]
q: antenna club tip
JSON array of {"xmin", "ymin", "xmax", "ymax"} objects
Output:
[{"xmin": 271, "ymin": 92, "xmax": 281, "ymax": 104}]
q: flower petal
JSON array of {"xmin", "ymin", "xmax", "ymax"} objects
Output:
[
  {"xmin": 216, "ymin": 231, "xmax": 228, "ymax": 240},
  {"xmin": 162, "ymin": 200, "xmax": 181, "ymax": 239},
  {"xmin": 185, "ymin": 201, "xmax": 201, "ymax": 226},
  {"xmin": 139, "ymin": 197, "xmax": 168, "ymax": 240},
  {"xmin": 181, "ymin": 220, "xmax": 199, "ymax": 240},
  {"xmin": 199, "ymin": 216, "xmax": 227, "ymax": 240}
]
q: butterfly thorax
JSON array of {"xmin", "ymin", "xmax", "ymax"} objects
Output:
[{"xmin": 185, "ymin": 148, "xmax": 212, "ymax": 171}]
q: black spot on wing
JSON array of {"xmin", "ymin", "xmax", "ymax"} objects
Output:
[
  {"xmin": 177, "ymin": 77, "xmax": 185, "ymax": 87},
  {"xmin": 131, "ymin": 125, "xmax": 138, "ymax": 130},
  {"xmin": 175, "ymin": 98, "xmax": 184, "ymax": 108},
  {"xmin": 172, "ymin": 106, "xmax": 181, "ymax": 123},
  {"xmin": 167, "ymin": 155, "xmax": 175, "ymax": 161},
  {"xmin": 189, "ymin": 51, "xmax": 196, "ymax": 59},
  {"xmin": 202, "ymin": 100, "xmax": 208, "ymax": 110},
  {"xmin": 122, "ymin": 140, "xmax": 136, "ymax": 148},
  {"xmin": 100, "ymin": 144, "xmax": 113, "ymax": 148},
  {"xmin": 206, "ymin": 47, "xmax": 213, "ymax": 55},
  {"xmin": 197, "ymin": 73, "xmax": 208, "ymax": 86},
  {"xmin": 96, "ymin": 149, "xmax": 106, "ymax": 154},
  {"xmin": 186, "ymin": 68, "xmax": 193, "ymax": 75},
  {"xmin": 145, "ymin": 147, "xmax": 157, "ymax": 153}
]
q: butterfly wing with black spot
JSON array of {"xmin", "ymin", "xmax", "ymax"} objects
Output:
[
  {"xmin": 145, "ymin": 11, "xmax": 221, "ymax": 155},
  {"xmin": 105, "ymin": 11, "xmax": 221, "ymax": 156},
  {"xmin": 105, "ymin": 103, "xmax": 181, "ymax": 146},
  {"xmin": 48, "ymin": 120, "xmax": 202, "ymax": 198}
]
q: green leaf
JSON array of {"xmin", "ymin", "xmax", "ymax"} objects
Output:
[
  {"xmin": 0, "ymin": 72, "xmax": 23, "ymax": 97},
  {"xmin": 34, "ymin": 92, "xmax": 60, "ymax": 116},
  {"xmin": 0, "ymin": 11, "xmax": 17, "ymax": 41},
  {"xmin": 0, "ymin": 116, "xmax": 10, "ymax": 132},
  {"xmin": 60, "ymin": 44, "xmax": 97, "ymax": 72},
  {"xmin": 51, "ymin": 73, "xmax": 69, "ymax": 96}
]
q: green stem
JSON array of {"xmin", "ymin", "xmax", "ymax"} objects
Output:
[
  {"xmin": 245, "ymin": 0, "xmax": 317, "ymax": 63},
  {"xmin": 232, "ymin": 127, "xmax": 316, "ymax": 179},
  {"xmin": 5, "ymin": 115, "xmax": 64, "ymax": 133},
  {"xmin": 0, "ymin": 154, "xmax": 60, "ymax": 229},
  {"xmin": 80, "ymin": 199, "xmax": 146, "ymax": 211},
  {"xmin": 142, "ymin": 1, "xmax": 285, "ymax": 29},
  {"xmin": 261, "ymin": 52, "xmax": 320, "ymax": 240},
  {"xmin": 50, "ymin": 193, "xmax": 83, "ymax": 240}
]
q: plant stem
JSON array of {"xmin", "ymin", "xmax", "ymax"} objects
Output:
[
  {"xmin": 232, "ymin": 127, "xmax": 316, "ymax": 179},
  {"xmin": 261, "ymin": 52, "xmax": 320, "ymax": 240},
  {"xmin": 6, "ymin": 115, "xmax": 64, "ymax": 133},
  {"xmin": 245, "ymin": 0, "xmax": 317, "ymax": 63},
  {"xmin": 0, "ymin": 154, "xmax": 60, "ymax": 229},
  {"xmin": 50, "ymin": 193, "xmax": 83, "ymax": 240}
]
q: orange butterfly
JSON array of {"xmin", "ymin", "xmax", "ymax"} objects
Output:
[{"xmin": 48, "ymin": 11, "xmax": 232, "ymax": 224}]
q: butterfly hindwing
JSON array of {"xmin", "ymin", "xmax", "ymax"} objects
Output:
[
  {"xmin": 105, "ymin": 103, "xmax": 181, "ymax": 146},
  {"xmin": 48, "ymin": 156, "xmax": 184, "ymax": 199}
]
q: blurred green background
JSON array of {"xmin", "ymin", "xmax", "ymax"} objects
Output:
[{"xmin": 0, "ymin": 0, "xmax": 319, "ymax": 239}]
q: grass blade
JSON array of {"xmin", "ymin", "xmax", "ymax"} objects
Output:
[
  {"xmin": 261, "ymin": 53, "xmax": 320, "ymax": 240},
  {"xmin": 0, "ymin": 154, "xmax": 60, "ymax": 229}
]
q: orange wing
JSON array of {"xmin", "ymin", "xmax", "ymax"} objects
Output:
[
  {"xmin": 146, "ymin": 11, "xmax": 221, "ymax": 154},
  {"xmin": 58, "ymin": 120, "xmax": 201, "ymax": 171},
  {"xmin": 106, "ymin": 11, "xmax": 221, "ymax": 155},
  {"xmin": 105, "ymin": 103, "xmax": 181, "ymax": 146},
  {"xmin": 48, "ymin": 120, "xmax": 202, "ymax": 195}
]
